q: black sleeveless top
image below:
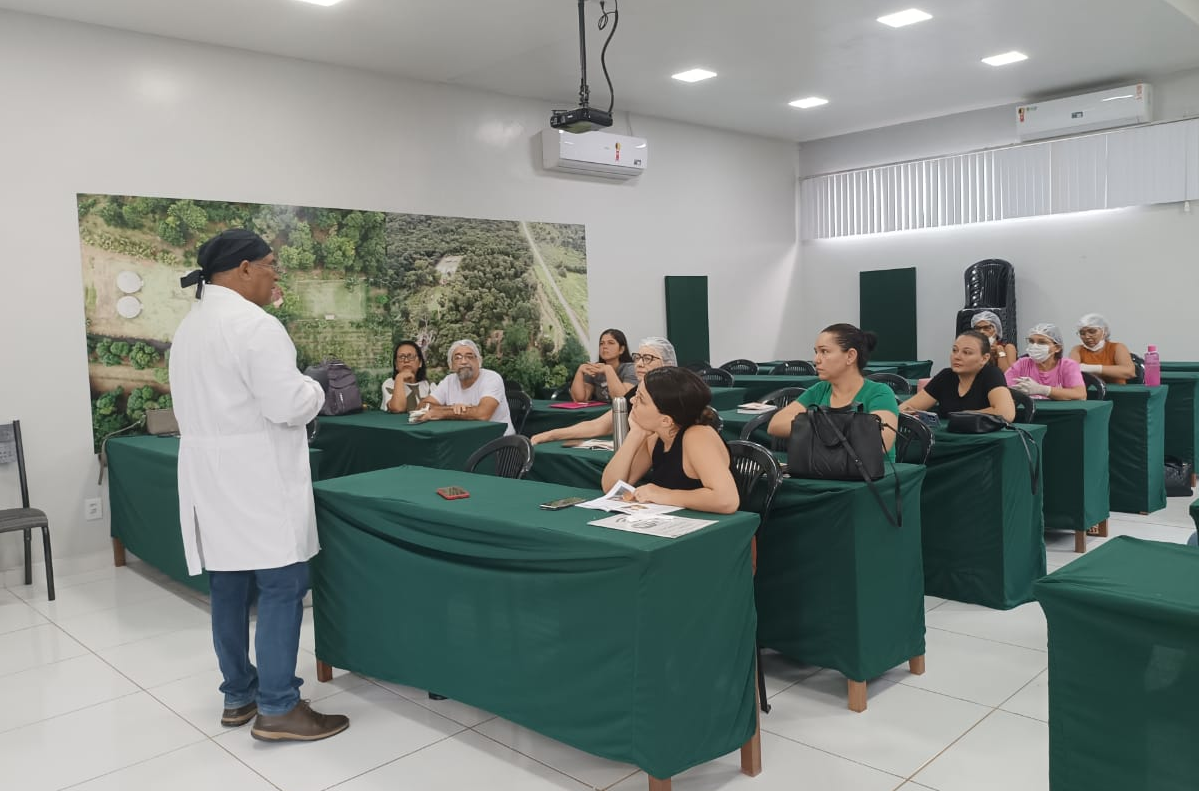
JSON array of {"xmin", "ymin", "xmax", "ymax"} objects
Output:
[{"xmin": 650, "ymin": 429, "xmax": 703, "ymax": 490}]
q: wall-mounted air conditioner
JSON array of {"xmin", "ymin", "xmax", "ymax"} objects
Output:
[
  {"xmin": 540, "ymin": 129, "xmax": 647, "ymax": 180},
  {"xmin": 1016, "ymin": 83, "xmax": 1153, "ymax": 142}
]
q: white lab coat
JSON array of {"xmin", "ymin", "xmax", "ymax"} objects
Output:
[{"xmin": 169, "ymin": 285, "xmax": 326, "ymax": 574}]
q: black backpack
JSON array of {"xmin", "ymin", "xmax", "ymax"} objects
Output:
[{"xmin": 304, "ymin": 358, "xmax": 363, "ymax": 416}]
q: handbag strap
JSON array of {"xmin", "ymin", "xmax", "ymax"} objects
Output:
[
  {"xmin": 1004, "ymin": 425, "xmax": 1040, "ymax": 496},
  {"xmin": 813, "ymin": 406, "xmax": 903, "ymax": 528}
]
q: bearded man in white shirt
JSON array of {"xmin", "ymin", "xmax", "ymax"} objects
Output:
[
  {"xmin": 414, "ymin": 338, "xmax": 515, "ymax": 435},
  {"xmin": 169, "ymin": 229, "xmax": 348, "ymax": 742}
]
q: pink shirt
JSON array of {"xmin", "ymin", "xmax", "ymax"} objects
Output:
[{"xmin": 1004, "ymin": 356, "xmax": 1084, "ymax": 398}]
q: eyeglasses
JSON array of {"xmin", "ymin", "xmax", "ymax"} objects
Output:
[
  {"xmin": 973, "ymin": 323, "xmax": 994, "ymax": 331},
  {"xmin": 451, "ymin": 352, "xmax": 478, "ymax": 362},
  {"xmin": 631, "ymin": 353, "xmax": 661, "ymax": 364},
  {"xmin": 395, "ymin": 353, "xmax": 419, "ymax": 363},
  {"xmin": 1078, "ymin": 327, "xmax": 1104, "ymax": 337},
  {"xmin": 252, "ymin": 260, "xmax": 282, "ymax": 275}
]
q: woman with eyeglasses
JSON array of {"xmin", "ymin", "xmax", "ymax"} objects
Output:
[
  {"xmin": 1068, "ymin": 313, "xmax": 1135, "ymax": 384},
  {"xmin": 970, "ymin": 311, "xmax": 1019, "ymax": 373},
  {"xmin": 530, "ymin": 337, "xmax": 675, "ymax": 445},
  {"xmin": 601, "ymin": 367, "xmax": 738, "ymax": 514},
  {"xmin": 570, "ymin": 328, "xmax": 637, "ymax": 403},
  {"xmin": 1004, "ymin": 323, "xmax": 1087, "ymax": 400},
  {"xmin": 381, "ymin": 340, "xmax": 431, "ymax": 413}
]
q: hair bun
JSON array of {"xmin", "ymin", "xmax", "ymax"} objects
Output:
[{"xmin": 862, "ymin": 330, "xmax": 878, "ymax": 353}]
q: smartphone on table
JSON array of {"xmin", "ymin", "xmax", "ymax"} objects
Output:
[{"xmin": 539, "ymin": 496, "xmax": 586, "ymax": 511}]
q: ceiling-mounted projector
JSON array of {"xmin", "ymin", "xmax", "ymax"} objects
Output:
[{"xmin": 551, "ymin": 0, "xmax": 618, "ymax": 133}]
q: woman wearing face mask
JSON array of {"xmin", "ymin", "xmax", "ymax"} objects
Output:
[
  {"xmin": 530, "ymin": 337, "xmax": 675, "ymax": 445},
  {"xmin": 766, "ymin": 323, "xmax": 899, "ymax": 459},
  {"xmin": 1068, "ymin": 314, "xmax": 1136, "ymax": 385},
  {"xmin": 1004, "ymin": 323, "xmax": 1086, "ymax": 400},
  {"xmin": 601, "ymin": 367, "xmax": 738, "ymax": 513},
  {"xmin": 899, "ymin": 330, "xmax": 1016, "ymax": 420},
  {"xmin": 970, "ymin": 311, "xmax": 1019, "ymax": 373}
]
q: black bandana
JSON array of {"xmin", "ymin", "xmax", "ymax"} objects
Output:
[{"xmin": 181, "ymin": 229, "xmax": 272, "ymax": 298}]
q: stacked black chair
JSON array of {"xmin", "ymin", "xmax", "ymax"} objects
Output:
[{"xmin": 955, "ymin": 259, "xmax": 1016, "ymax": 342}]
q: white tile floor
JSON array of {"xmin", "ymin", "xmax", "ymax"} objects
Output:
[{"xmin": 1, "ymin": 498, "xmax": 1194, "ymax": 790}]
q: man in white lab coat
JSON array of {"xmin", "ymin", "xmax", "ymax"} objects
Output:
[{"xmin": 170, "ymin": 229, "xmax": 349, "ymax": 742}]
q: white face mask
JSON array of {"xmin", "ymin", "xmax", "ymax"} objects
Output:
[
  {"xmin": 1082, "ymin": 339, "xmax": 1106, "ymax": 353},
  {"xmin": 988, "ymin": 335, "xmax": 997, "ymax": 346},
  {"xmin": 1025, "ymin": 343, "xmax": 1052, "ymax": 363}
]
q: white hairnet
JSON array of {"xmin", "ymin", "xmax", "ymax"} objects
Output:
[
  {"xmin": 1027, "ymin": 323, "xmax": 1064, "ymax": 347},
  {"xmin": 446, "ymin": 338, "xmax": 482, "ymax": 366},
  {"xmin": 1077, "ymin": 313, "xmax": 1110, "ymax": 338},
  {"xmin": 971, "ymin": 310, "xmax": 1004, "ymax": 340},
  {"xmin": 638, "ymin": 336, "xmax": 677, "ymax": 367}
]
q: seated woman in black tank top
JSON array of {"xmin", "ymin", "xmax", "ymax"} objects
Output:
[{"xmin": 601, "ymin": 367, "xmax": 739, "ymax": 514}]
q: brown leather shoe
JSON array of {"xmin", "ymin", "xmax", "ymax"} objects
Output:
[
  {"xmin": 250, "ymin": 700, "xmax": 349, "ymax": 742},
  {"xmin": 221, "ymin": 701, "xmax": 258, "ymax": 727}
]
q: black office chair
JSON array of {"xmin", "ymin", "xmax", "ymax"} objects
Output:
[
  {"xmin": 548, "ymin": 383, "xmax": 572, "ymax": 401},
  {"xmin": 894, "ymin": 413, "xmax": 935, "ymax": 464},
  {"xmin": 740, "ymin": 411, "xmax": 786, "ymax": 452},
  {"xmin": 464, "ymin": 435, "xmax": 534, "ymax": 479},
  {"xmin": 706, "ymin": 407, "xmax": 724, "ymax": 434},
  {"xmin": 506, "ymin": 391, "xmax": 533, "ymax": 435},
  {"xmin": 504, "ymin": 379, "xmax": 527, "ymax": 395},
  {"xmin": 1008, "ymin": 387, "xmax": 1037, "ymax": 422},
  {"xmin": 1129, "ymin": 353, "xmax": 1146, "ymax": 384},
  {"xmin": 727, "ymin": 440, "xmax": 784, "ymax": 714},
  {"xmin": 695, "ymin": 367, "xmax": 735, "ymax": 388},
  {"xmin": 1080, "ymin": 372, "xmax": 1107, "ymax": 401},
  {"xmin": 0, "ymin": 421, "xmax": 55, "ymax": 600},
  {"xmin": 867, "ymin": 372, "xmax": 913, "ymax": 395},
  {"xmin": 770, "ymin": 360, "xmax": 817, "ymax": 376},
  {"xmin": 720, "ymin": 359, "xmax": 759, "ymax": 376}
]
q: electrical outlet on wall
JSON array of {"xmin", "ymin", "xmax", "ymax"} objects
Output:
[{"xmin": 84, "ymin": 498, "xmax": 103, "ymax": 521}]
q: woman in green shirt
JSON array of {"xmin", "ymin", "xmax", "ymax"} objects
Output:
[{"xmin": 767, "ymin": 323, "xmax": 899, "ymax": 460}]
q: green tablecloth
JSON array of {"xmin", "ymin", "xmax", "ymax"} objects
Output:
[
  {"xmin": 528, "ymin": 444, "xmax": 927, "ymax": 681},
  {"xmin": 1035, "ymin": 537, "xmax": 1199, "ymax": 791},
  {"xmin": 1031, "ymin": 401, "xmax": 1112, "ymax": 533},
  {"xmin": 921, "ymin": 426, "xmax": 1047, "ymax": 609},
  {"xmin": 717, "ymin": 409, "xmax": 774, "ymax": 444},
  {"xmin": 730, "ymin": 375, "xmax": 820, "ymax": 402},
  {"xmin": 523, "ymin": 387, "xmax": 749, "ymax": 437},
  {"xmin": 311, "ymin": 465, "xmax": 757, "ymax": 779},
  {"xmin": 311, "ymin": 411, "xmax": 504, "ymax": 478},
  {"xmin": 105, "ymin": 436, "xmax": 323, "ymax": 594},
  {"xmin": 1191, "ymin": 497, "xmax": 1199, "ymax": 533},
  {"xmin": 1161, "ymin": 373, "xmax": 1199, "ymax": 470},
  {"xmin": 1105, "ymin": 385, "xmax": 1168, "ymax": 513},
  {"xmin": 1161, "ymin": 361, "xmax": 1199, "ymax": 373},
  {"xmin": 870, "ymin": 360, "xmax": 934, "ymax": 379}
]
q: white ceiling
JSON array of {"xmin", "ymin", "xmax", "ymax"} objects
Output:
[{"xmin": 5, "ymin": 0, "xmax": 1199, "ymax": 142}]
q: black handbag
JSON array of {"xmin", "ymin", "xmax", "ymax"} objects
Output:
[
  {"xmin": 946, "ymin": 411, "xmax": 1040, "ymax": 495},
  {"xmin": 788, "ymin": 403, "xmax": 902, "ymax": 527}
]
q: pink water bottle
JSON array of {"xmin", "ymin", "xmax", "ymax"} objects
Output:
[{"xmin": 1143, "ymin": 345, "xmax": 1161, "ymax": 387}]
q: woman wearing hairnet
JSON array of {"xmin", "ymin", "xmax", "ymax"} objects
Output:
[
  {"xmin": 1004, "ymin": 323, "xmax": 1087, "ymax": 400},
  {"xmin": 1068, "ymin": 313, "xmax": 1136, "ymax": 384},
  {"xmin": 970, "ymin": 311, "xmax": 1019, "ymax": 373}
]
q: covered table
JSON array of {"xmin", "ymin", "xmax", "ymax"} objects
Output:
[
  {"xmin": 920, "ymin": 425, "xmax": 1047, "ymax": 609},
  {"xmin": 522, "ymin": 387, "xmax": 750, "ymax": 437},
  {"xmin": 311, "ymin": 465, "xmax": 760, "ymax": 785},
  {"xmin": 105, "ymin": 435, "xmax": 323, "ymax": 594},
  {"xmin": 1160, "ymin": 372, "xmax": 1199, "ymax": 477},
  {"xmin": 730, "ymin": 375, "xmax": 819, "ymax": 402},
  {"xmin": 527, "ymin": 443, "xmax": 928, "ymax": 712},
  {"xmin": 1105, "ymin": 385, "xmax": 1167, "ymax": 514},
  {"xmin": 1035, "ymin": 537, "xmax": 1199, "ymax": 791},
  {"xmin": 310, "ymin": 411, "xmax": 504, "ymax": 478},
  {"xmin": 1031, "ymin": 400, "xmax": 1112, "ymax": 551},
  {"xmin": 1160, "ymin": 361, "xmax": 1199, "ymax": 373}
]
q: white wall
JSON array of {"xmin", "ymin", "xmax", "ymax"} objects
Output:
[
  {"xmin": 0, "ymin": 10, "xmax": 802, "ymax": 569},
  {"xmin": 793, "ymin": 67, "xmax": 1199, "ymax": 370}
]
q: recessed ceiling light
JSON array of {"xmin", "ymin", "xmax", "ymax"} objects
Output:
[
  {"xmin": 877, "ymin": 8, "xmax": 932, "ymax": 28},
  {"xmin": 789, "ymin": 96, "xmax": 829, "ymax": 109},
  {"xmin": 294, "ymin": 0, "xmax": 343, "ymax": 6},
  {"xmin": 982, "ymin": 51, "xmax": 1028, "ymax": 67},
  {"xmin": 671, "ymin": 68, "xmax": 717, "ymax": 83}
]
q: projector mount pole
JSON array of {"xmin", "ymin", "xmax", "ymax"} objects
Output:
[{"xmin": 576, "ymin": 0, "xmax": 590, "ymax": 109}]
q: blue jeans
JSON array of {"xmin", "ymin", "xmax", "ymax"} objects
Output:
[{"xmin": 209, "ymin": 561, "xmax": 309, "ymax": 716}]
